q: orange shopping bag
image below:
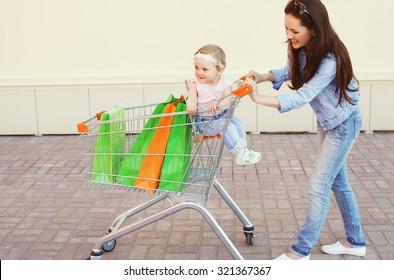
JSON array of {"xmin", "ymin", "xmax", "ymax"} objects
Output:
[{"xmin": 134, "ymin": 96, "xmax": 185, "ymax": 192}]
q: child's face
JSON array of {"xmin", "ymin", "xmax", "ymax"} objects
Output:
[{"xmin": 194, "ymin": 57, "xmax": 222, "ymax": 86}]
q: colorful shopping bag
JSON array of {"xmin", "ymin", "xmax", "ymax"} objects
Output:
[
  {"xmin": 116, "ymin": 95, "xmax": 179, "ymax": 188},
  {"xmin": 158, "ymin": 101, "xmax": 192, "ymax": 192},
  {"xmin": 133, "ymin": 96, "xmax": 185, "ymax": 192},
  {"xmin": 91, "ymin": 106, "xmax": 125, "ymax": 183}
]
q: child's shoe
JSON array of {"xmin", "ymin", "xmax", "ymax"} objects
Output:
[{"xmin": 234, "ymin": 148, "xmax": 261, "ymax": 165}]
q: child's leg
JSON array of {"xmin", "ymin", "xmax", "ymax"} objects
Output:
[
  {"xmin": 223, "ymin": 122, "xmax": 243, "ymax": 154},
  {"xmin": 223, "ymin": 119, "xmax": 261, "ymax": 165},
  {"xmin": 223, "ymin": 117, "xmax": 246, "ymax": 149},
  {"xmin": 231, "ymin": 116, "xmax": 246, "ymax": 141}
]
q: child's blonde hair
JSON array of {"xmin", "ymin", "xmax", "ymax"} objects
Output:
[{"xmin": 195, "ymin": 44, "xmax": 226, "ymax": 70}]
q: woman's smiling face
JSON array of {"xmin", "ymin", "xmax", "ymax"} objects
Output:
[{"xmin": 285, "ymin": 13, "xmax": 314, "ymax": 49}]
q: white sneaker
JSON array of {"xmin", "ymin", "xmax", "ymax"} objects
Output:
[
  {"xmin": 234, "ymin": 148, "xmax": 261, "ymax": 165},
  {"xmin": 321, "ymin": 241, "xmax": 366, "ymax": 257},
  {"xmin": 274, "ymin": 253, "xmax": 310, "ymax": 260}
]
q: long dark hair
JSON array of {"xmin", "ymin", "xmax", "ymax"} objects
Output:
[{"xmin": 285, "ymin": 0, "xmax": 358, "ymax": 105}]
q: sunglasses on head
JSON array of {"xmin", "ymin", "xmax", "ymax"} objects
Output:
[{"xmin": 287, "ymin": 0, "xmax": 309, "ymax": 14}]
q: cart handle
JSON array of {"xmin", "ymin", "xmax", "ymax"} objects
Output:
[
  {"xmin": 240, "ymin": 75, "xmax": 255, "ymax": 81},
  {"xmin": 96, "ymin": 110, "xmax": 106, "ymax": 121},
  {"xmin": 230, "ymin": 76, "xmax": 255, "ymax": 98},
  {"xmin": 77, "ymin": 122, "xmax": 88, "ymax": 133},
  {"xmin": 77, "ymin": 110, "xmax": 107, "ymax": 133}
]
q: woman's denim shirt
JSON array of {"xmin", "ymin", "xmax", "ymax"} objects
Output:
[{"xmin": 271, "ymin": 51, "xmax": 360, "ymax": 131}]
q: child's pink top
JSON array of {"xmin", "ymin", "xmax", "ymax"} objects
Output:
[{"xmin": 190, "ymin": 75, "xmax": 233, "ymax": 113}]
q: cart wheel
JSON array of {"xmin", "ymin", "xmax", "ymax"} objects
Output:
[
  {"xmin": 245, "ymin": 232, "xmax": 254, "ymax": 245},
  {"xmin": 102, "ymin": 240, "xmax": 116, "ymax": 252},
  {"xmin": 88, "ymin": 249, "xmax": 104, "ymax": 260}
]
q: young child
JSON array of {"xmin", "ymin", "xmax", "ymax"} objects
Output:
[{"xmin": 186, "ymin": 44, "xmax": 261, "ymax": 165}]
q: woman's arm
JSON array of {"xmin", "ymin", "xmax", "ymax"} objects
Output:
[{"xmin": 245, "ymin": 77, "xmax": 281, "ymax": 109}]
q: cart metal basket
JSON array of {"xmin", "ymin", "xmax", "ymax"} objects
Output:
[{"xmin": 78, "ymin": 79, "xmax": 255, "ymax": 260}]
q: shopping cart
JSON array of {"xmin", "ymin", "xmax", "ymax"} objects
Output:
[{"xmin": 78, "ymin": 77, "xmax": 255, "ymax": 260}]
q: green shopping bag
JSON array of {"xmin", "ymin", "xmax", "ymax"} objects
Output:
[
  {"xmin": 158, "ymin": 101, "xmax": 192, "ymax": 192},
  {"xmin": 117, "ymin": 94, "xmax": 179, "ymax": 187},
  {"xmin": 91, "ymin": 106, "xmax": 125, "ymax": 183},
  {"xmin": 133, "ymin": 97, "xmax": 185, "ymax": 192}
]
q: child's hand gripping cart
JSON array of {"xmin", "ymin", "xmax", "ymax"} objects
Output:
[{"xmin": 77, "ymin": 77, "xmax": 255, "ymax": 260}]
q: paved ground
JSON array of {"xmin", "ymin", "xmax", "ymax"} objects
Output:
[{"xmin": 0, "ymin": 132, "xmax": 393, "ymax": 260}]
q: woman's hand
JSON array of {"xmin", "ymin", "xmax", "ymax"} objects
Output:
[
  {"xmin": 244, "ymin": 76, "xmax": 281, "ymax": 109},
  {"xmin": 247, "ymin": 70, "xmax": 262, "ymax": 83},
  {"xmin": 244, "ymin": 77, "xmax": 259, "ymax": 103},
  {"xmin": 247, "ymin": 70, "xmax": 275, "ymax": 84}
]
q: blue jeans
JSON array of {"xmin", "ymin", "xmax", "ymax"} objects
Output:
[
  {"xmin": 194, "ymin": 110, "xmax": 246, "ymax": 153},
  {"xmin": 291, "ymin": 107, "xmax": 366, "ymax": 257}
]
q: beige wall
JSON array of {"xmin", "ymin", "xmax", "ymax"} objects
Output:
[
  {"xmin": 1, "ymin": 81, "xmax": 393, "ymax": 135},
  {"xmin": 0, "ymin": 0, "xmax": 393, "ymax": 135}
]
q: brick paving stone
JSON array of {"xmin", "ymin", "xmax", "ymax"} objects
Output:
[{"xmin": 0, "ymin": 133, "xmax": 393, "ymax": 260}]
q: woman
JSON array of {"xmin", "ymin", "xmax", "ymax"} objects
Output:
[{"xmin": 246, "ymin": 0, "xmax": 366, "ymax": 260}]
